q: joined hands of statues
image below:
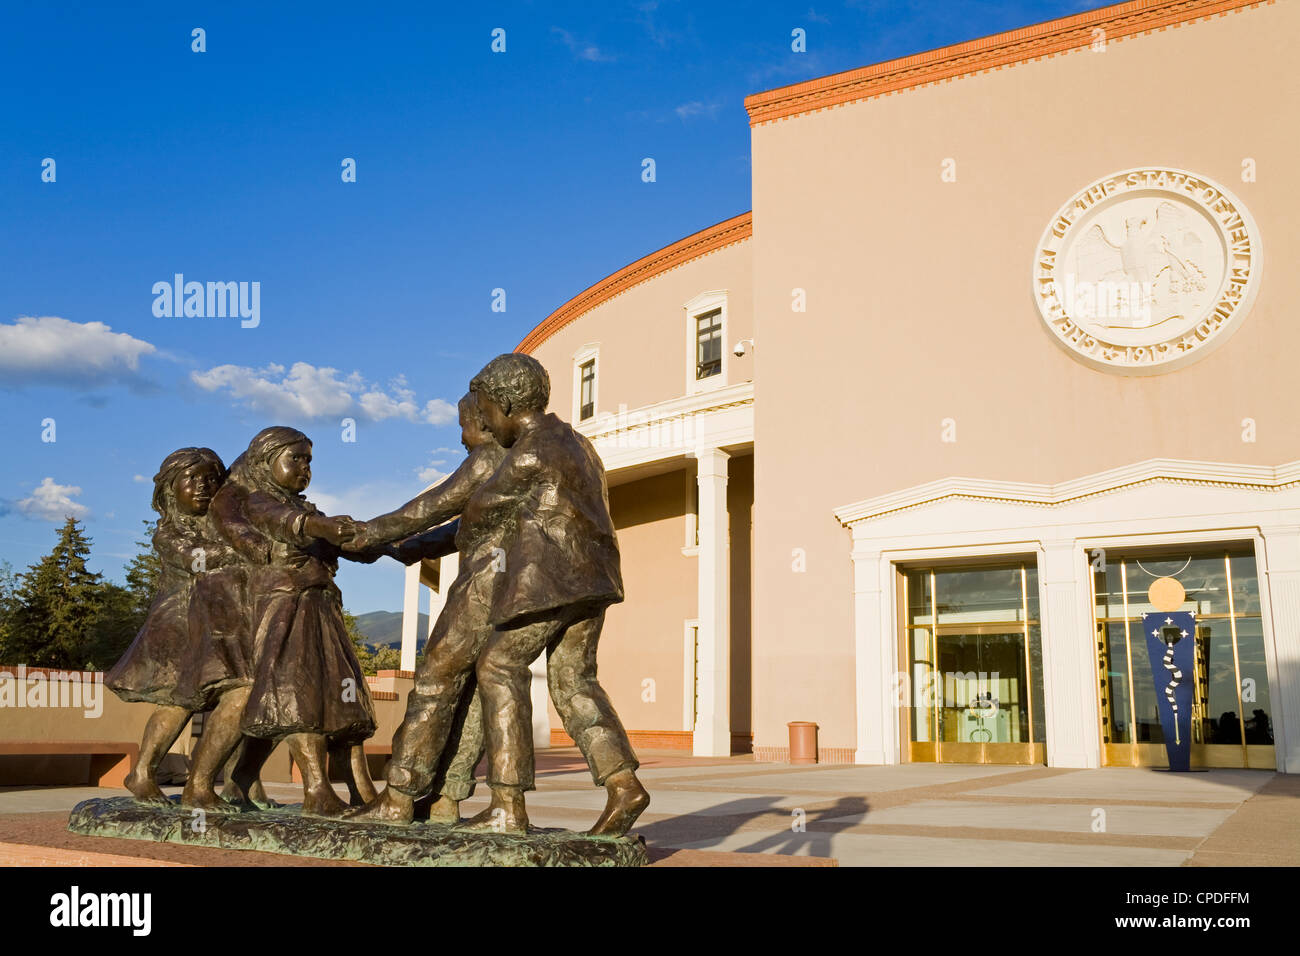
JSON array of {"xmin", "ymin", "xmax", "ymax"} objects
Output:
[{"xmin": 303, "ymin": 514, "xmax": 366, "ymax": 547}]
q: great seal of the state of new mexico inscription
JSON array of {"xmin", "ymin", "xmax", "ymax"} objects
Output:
[{"xmin": 1033, "ymin": 167, "xmax": 1261, "ymax": 375}]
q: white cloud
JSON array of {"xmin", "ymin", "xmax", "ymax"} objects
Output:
[
  {"xmin": 0, "ymin": 316, "xmax": 157, "ymax": 388},
  {"xmin": 191, "ymin": 362, "xmax": 455, "ymax": 426},
  {"xmin": 422, "ymin": 399, "xmax": 457, "ymax": 425},
  {"xmin": 675, "ymin": 99, "xmax": 724, "ymax": 121},
  {"xmin": 132, "ymin": 474, "xmax": 148, "ymax": 483},
  {"xmin": 552, "ymin": 27, "xmax": 615, "ymax": 62},
  {"xmin": 17, "ymin": 477, "xmax": 89, "ymax": 521},
  {"xmin": 635, "ymin": 1, "xmax": 679, "ymax": 47},
  {"xmin": 417, "ymin": 446, "xmax": 463, "ymax": 484},
  {"xmin": 307, "ymin": 479, "xmax": 426, "ymax": 523}
]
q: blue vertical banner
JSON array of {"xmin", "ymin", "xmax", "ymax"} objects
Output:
[{"xmin": 1142, "ymin": 611, "xmax": 1197, "ymax": 771}]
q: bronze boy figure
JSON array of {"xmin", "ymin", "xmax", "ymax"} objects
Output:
[
  {"xmin": 377, "ymin": 393, "xmax": 506, "ymax": 823},
  {"xmin": 349, "ymin": 354, "xmax": 649, "ymax": 836}
]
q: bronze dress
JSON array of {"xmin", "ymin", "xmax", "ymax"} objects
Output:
[
  {"xmin": 210, "ymin": 481, "xmax": 376, "ymax": 744},
  {"xmin": 106, "ymin": 518, "xmax": 244, "ymax": 710}
]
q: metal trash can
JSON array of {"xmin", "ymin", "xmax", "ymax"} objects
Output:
[{"xmin": 787, "ymin": 721, "xmax": 818, "ymax": 765}]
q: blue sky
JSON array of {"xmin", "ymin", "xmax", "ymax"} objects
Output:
[{"xmin": 0, "ymin": 0, "xmax": 1098, "ymax": 613}]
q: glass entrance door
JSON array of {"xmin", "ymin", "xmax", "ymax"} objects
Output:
[
  {"xmin": 935, "ymin": 626, "xmax": 1032, "ymax": 761},
  {"xmin": 903, "ymin": 562, "xmax": 1046, "ymax": 765},
  {"xmin": 1092, "ymin": 546, "xmax": 1275, "ymax": 769}
]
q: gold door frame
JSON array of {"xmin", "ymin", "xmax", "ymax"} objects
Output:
[
  {"xmin": 1093, "ymin": 551, "xmax": 1276, "ymax": 770},
  {"xmin": 902, "ymin": 564, "xmax": 1045, "ymax": 766}
]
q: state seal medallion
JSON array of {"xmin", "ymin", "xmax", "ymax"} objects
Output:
[{"xmin": 1033, "ymin": 167, "xmax": 1261, "ymax": 374}]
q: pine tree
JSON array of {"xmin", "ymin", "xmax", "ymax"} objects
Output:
[
  {"xmin": 122, "ymin": 519, "xmax": 160, "ymax": 620},
  {"xmin": 6, "ymin": 518, "xmax": 106, "ymax": 668},
  {"xmin": 344, "ymin": 608, "xmax": 372, "ymax": 674},
  {"xmin": 85, "ymin": 582, "xmax": 140, "ymax": 672},
  {"xmin": 0, "ymin": 560, "xmax": 19, "ymax": 662}
]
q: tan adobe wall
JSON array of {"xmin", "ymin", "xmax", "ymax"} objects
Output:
[
  {"xmin": 546, "ymin": 469, "xmax": 697, "ymax": 736},
  {"xmin": 527, "ymin": 240, "xmax": 754, "ymax": 419},
  {"xmin": 749, "ymin": 0, "xmax": 1300, "ymax": 755},
  {"xmin": 542, "ymin": 456, "xmax": 754, "ymax": 744}
]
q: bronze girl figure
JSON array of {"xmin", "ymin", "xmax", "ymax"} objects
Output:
[
  {"xmin": 107, "ymin": 447, "xmax": 263, "ymax": 804},
  {"xmin": 204, "ymin": 426, "xmax": 377, "ymax": 816}
]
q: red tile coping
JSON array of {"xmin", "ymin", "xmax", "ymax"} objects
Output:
[
  {"xmin": 516, "ymin": 212, "xmax": 752, "ymax": 354},
  {"xmin": 375, "ymin": 670, "xmax": 415, "ymax": 679},
  {"xmin": 744, "ymin": 0, "xmax": 1271, "ymax": 126},
  {"xmin": 552, "ymin": 729, "xmax": 695, "ymax": 751},
  {"xmin": 548, "ymin": 729, "xmax": 757, "ymax": 755}
]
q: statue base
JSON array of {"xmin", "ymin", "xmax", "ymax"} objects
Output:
[{"xmin": 67, "ymin": 797, "xmax": 648, "ymax": 867}]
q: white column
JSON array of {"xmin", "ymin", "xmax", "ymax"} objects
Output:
[
  {"xmin": 693, "ymin": 447, "xmax": 731, "ymax": 757},
  {"xmin": 851, "ymin": 543, "xmax": 893, "ymax": 765},
  {"xmin": 1260, "ymin": 525, "xmax": 1300, "ymax": 774},
  {"xmin": 425, "ymin": 553, "xmax": 458, "ymax": 652},
  {"xmin": 1038, "ymin": 540, "xmax": 1100, "ymax": 768},
  {"xmin": 530, "ymin": 654, "xmax": 551, "ymax": 750},
  {"xmin": 400, "ymin": 562, "xmax": 421, "ymax": 673}
]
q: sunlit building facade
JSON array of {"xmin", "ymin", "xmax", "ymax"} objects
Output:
[{"xmin": 403, "ymin": 0, "xmax": 1300, "ymax": 773}]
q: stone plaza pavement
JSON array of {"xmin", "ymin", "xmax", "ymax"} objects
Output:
[{"xmin": 1, "ymin": 749, "xmax": 1296, "ymax": 866}]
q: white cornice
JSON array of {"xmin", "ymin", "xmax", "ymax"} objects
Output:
[
  {"xmin": 579, "ymin": 381, "xmax": 754, "ymax": 474},
  {"xmin": 834, "ymin": 458, "xmax": 1300, "ymax": 527},
  {"xmin": 577, "ymin": 381, "xmax": 753, "ymax": 442}
]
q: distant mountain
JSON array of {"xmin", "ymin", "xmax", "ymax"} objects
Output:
[{"xmin": 352, "ymin": 610, "xmax": 428, "ymax": 649}]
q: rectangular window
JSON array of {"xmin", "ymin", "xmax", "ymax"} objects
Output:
[
  {"xmin": 695, "ymin": 309, "xmax": 722, "ymax": 380},
  {"xmin": 578, "ymin": 359, "xmax": 595, "ymax": 420}
]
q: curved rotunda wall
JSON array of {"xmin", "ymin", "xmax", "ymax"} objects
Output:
[
  {"xmin": 522, "ymin": 229, "xmax": 755, "ymax": 744},
  {"xmin": 525, "ymin": 237, "xmax": 754, "ymax": 418}
]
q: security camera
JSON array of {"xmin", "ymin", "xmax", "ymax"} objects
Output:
[{"xmin": 733, "ymin": 338, "xmax": 754, "ymax": 357}]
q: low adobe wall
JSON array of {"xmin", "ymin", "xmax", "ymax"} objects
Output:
[{"xmin": 0, "ymin": 665, "xmax": 413, "ymax": 789}]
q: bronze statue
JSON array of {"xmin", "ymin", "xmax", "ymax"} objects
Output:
[
  {"xmin": 346, "ymin": 354, "xmax": 649, "ymax": 836},
  {"xmin": 382, "ymin": 394, "xmax": 505, "ymax": 823},
  {"xmin": 190, "ymin": 426, "xmax": 378, "ymax": 817},
  {"xmin": 106, "ymin": 447, "xmax": 271, "ymax": 805},
  {"xmin": 101, "ymin": 355, "xmax": 649, "ymax": 852}
]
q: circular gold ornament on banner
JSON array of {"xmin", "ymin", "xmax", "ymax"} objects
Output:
[{"xmin": 1148, "ymin": 576, "xmax": 1186, "ymax": 612}]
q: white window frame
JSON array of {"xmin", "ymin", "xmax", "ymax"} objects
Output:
[
  {"xmin": 684, "ymin": 290, "xmax": 729, "ymax": 396},
  {"xmin": 571, "ymin": 343, "xmax": 600, "ymax": 424}
]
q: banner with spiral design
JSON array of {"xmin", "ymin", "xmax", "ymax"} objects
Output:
[{"xmin": 1142, "ymin": 611, "xmax": 1196, "ymax": 771}]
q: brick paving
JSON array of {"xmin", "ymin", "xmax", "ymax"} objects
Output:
[{"xmin": 1, "ymin": 750, "xmax": 1293, "ymax": 866}]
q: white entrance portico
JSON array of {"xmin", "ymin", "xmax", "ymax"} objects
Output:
[
  {"xmin": 836, "ymin": 458, "xmax": 1300, "ymax": 772},
  {"xmin": 577, "ymin": 381, "xmax": 753, "ymax": 757}
]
